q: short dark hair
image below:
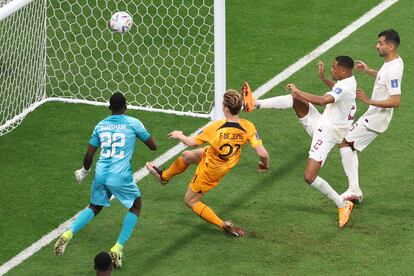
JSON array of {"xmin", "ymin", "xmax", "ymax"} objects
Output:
[
  {"xmin": 378, "ymin": 29, "xmax": 400, "ymax": 46},
  {"xmin": 94, "ymin": 251, "xmax": 112, "ymax": 272},
  {"xmin": 335, "ymin": 55, "xmax": 354, "ymax": 69},
  {"xmin": 223, "ymin": 89, "xmax": 243, "ymax": 115},
  {"xmin": 109, "ymin": 92, "xmax": 126, "ymax": 112}
]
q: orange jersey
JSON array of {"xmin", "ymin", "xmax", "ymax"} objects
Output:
[{"xmin": 194, "ymin": 118, "xmax": 262, "ymax": 172}]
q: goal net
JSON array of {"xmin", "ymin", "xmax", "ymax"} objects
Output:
[
  {"xmin": 1, "ymin": 0, "xmax": 225, "ymax": 136},
  {"xmin": 0, "ymin": 0, "xmax": 47, "ymax": 135}
]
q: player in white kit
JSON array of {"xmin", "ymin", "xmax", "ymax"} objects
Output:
[
  {"xmin": 244, "ymin": 56, "xmax": 356, "ymax": 228},
  {"xmin": 338, "ymin": 29, "xmax": 403, "ymax": 203}
]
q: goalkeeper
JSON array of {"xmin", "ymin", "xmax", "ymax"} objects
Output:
[
  {"xmin": 147, "ymin": 89, "xmax": 269, "ymax": 236},
  {"xmin": 54, "ymin": 92, "xmax": 156, "ymax": 269}
]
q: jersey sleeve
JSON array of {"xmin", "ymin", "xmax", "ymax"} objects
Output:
[
  {"xmin": 193, "ymin": 122, "xmax": 216, "ymax": 145},
  {"xmin": 386, "ymin": 63, "xmax": 403, "ymax": 95},
  {"xmin": 132, "ymin": 119, "xmax": 151, "ymax": 142},
  {"xmin": 326, "ymin": 84, "xmax": 345, "ymax": 103},
  {"xmin": 248, "ymin": 123, "xmax": 263, "ymax": 148},
  {"xmin": 89, "ymin": 125, "xmax": 100, "ymax": 148}
]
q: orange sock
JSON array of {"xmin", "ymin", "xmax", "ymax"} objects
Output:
[
  {"xmin": 162, "ymin": 156, "xmax": 189, "ymax": 180},
  {"xmin": 191, "ymin": 201, "xmax": 223, "ymax": 229}
]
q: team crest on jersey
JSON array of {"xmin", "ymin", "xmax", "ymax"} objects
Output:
[
  {"xmin": 333, "ymin": 87, "xmax": 343, "ymax": 94},
  {"xmin": 391, "ymin": 79, "xmax": 399, "ymax": 88}
]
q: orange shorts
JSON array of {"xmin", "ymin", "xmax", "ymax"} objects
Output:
[{"xmin": 189, "ymin": 158, "xmax": 229, "ymax": 194}]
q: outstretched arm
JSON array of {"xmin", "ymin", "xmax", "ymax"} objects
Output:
[
  {"xmin": 357, "ymin": 89, "xmax": 400, "ymax": 108},
  {"xmin": 255, "ymin": 145, "xmax": 270, "ymax": 172},
  {"xmin": 286, "ymin": 83, "xmax": 335, "ymax": 106},
  {"xmin": 168, "ymin": 130, "xmax": 199, "ymax": 147},
  {"xmin": 318, "ymin": 61, "xmax": 335, "ymax": 89}
]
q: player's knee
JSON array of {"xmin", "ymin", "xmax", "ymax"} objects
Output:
[
  {"xmin": 89, "ymin": 204, "xmax": 103, "ymax": 216},
  {"xmin": 182, "ymin": 150, "xmax": 197, "ymax": 164},
  {"xmin": 303, "ymin": 170, "xmax": 316, "ymax": 184},
  {"xmin": 183, "ymin": 196, "xmax": 192, "ymax": 208},
  {"xmin": 183, "ymin": 195, "xmax": 197, "ymax": 208},
  {"xmin": 129, "ymin": 197, "xmax": 142, "ymax": 215},
  {"xmin": 339, "ymin": 139, "xmax": 350, "ymax": 148}
]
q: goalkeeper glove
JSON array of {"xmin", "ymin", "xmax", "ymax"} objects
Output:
[{"xmin": 75, "ymin": 167, "xmax": 90, "ymax": 183}]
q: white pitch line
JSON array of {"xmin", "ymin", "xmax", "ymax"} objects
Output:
[{"xmin": 0, "ymin": 0, "xmax": 399, "ymax": 274}]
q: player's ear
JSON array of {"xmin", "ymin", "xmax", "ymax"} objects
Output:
[{"xmin": 223, "ymin": 106, "xmax": 230, "ymax": 115}]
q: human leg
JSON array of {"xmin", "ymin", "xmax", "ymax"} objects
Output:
[
  {"xmin": 184, "ymin": 186, "xmax": 223, "ymax": 227},
  {"xmin": 255, "ymin": 95, "xmax": 294, "ymax": 110},
  {"xmin": 146, "ymin": 148, "xmax": 204, "ymax": 185},
  {"xmin": 110, "ymin": 185, "xmax": 141, "ymax": 268},
  {"xmin": 54, "ymin": 203, "xmax": 102, "ymax": 256},
  {"xmin": 339, "ymin": 140, "xmax": 362, "ymax": 202},
  {"xmin": 54, "ymin": 180, "xmax": 108, "ymax": 256},
  {"xmin": 339, "ymin": 122, "xmax": 378, "ymax": 202},
  {"xmin": 117, "ymin": 197, "xmax": 141, "ymax": 246},
  {"xmin": 185, "ymin": 161, "xmax": 245, "ymax": 237},
  {"xmin": 242, "ymin": 82, "xmax": 296, "ymax": 111},
  {"xmin": 305, "ymin": 159, "xmax": 353, "ymax": 228}
]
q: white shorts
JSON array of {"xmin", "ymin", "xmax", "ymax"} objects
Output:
[
  {"xmin": 298, "ymin": 104, "xmax": 338, "ymax": 166},
  {"xmin": 298, "ymin": 103, "xmax": 320, "ymax": 137},
  {"xmin": 344, "ymin": 119, "xmax": 379, "ymax": 151}
]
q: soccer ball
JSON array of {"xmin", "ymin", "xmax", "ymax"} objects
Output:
[{"xmin": 109, "ymin": 11, "xmax": 133, "ymax": 34}]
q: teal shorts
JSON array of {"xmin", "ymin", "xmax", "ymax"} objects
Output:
[{"xmin": 90, "ymin": 180, "xmax": 140, "ymax": 209}]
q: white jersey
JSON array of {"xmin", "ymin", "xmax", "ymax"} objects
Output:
[
  {"xmin": 360, "ymin": 56, "xmax": 404, "ymax": 133},
  {"xmin": 319, "ymin": 75, "xmax": 357, "ymax": 141}
]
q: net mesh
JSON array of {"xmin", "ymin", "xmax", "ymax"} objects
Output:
[
  {"xmin": 1, "ymin": 0, "xmax": 216, "ymax": 136},
  {"xmin": 47, "ymin": 0, "xmax": 215, "ymax": 115},
  {"xmin": 0, "ymin": 0, "xmax": 47, "ymax": 135}
]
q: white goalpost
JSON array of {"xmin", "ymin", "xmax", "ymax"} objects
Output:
[
  {"xmin": 0, "ymin": 0, "xmax": 226, "ymax": 136},
  {"xmin": 0, "ymin": 0, "xmax": 47, "ymax": 135}
]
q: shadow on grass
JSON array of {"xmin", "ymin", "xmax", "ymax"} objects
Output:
[{"xmin": 138, "ymin": 152, "xmax": 304, "ymax": 274}]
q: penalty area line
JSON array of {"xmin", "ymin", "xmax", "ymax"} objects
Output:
[{"xmin": 0, "ymin": 0, "xmax": 399, "ymax": 274}]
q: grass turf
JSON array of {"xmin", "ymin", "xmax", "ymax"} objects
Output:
[{"xmin": 1, "ymin": 0, "xmax": 414, "ymax": 275}]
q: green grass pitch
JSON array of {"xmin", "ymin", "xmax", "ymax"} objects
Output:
[{"xmin": 1, "ymin": 0, "xmax": 414, "ymax": 275}]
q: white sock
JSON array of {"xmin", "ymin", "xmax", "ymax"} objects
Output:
[
  {"xmin": 311, "ymin": 176, "xmax": 345, "ymax": 208},
  {"xmin": 256, "ymin": 95, "xmax": 293, "ymax": 109},
  {"xmin": 340, "ymin": 147, "xmax": 360, "ymax": 192}
]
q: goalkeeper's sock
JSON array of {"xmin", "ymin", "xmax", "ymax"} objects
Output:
[
  {"xmin": 311, "ymin": 176, "xmax": 345, "ymax": 208},
  {"xmin": 191, "ymin": 201, "xmax": 223, "ymax": 229},
  {"xmin": 70, "ymin": 207, "xmax": 95, "ymax": 234},
  {"xmin": 340, "ymin": 147, "xmax": 360, "ymax": 192},
  {"xmin": 256, "ymin": 95, "xmax": 293, "ymax": 109},
  {"xmin": 162, "ymin": 156, "xmax": 189, "ymax": 181},
  {"xmin": 117, "ymin": 211, "xmax": 139, "ymax": 246}
]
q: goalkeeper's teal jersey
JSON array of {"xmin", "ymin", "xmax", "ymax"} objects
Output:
[{"xmin": 89, "ymin": 114, "xmax": 150, "ymax": 186}]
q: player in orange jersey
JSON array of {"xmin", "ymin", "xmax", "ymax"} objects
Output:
[{"xmin": 147, "ymin": 89, "xmax": 270, "ymax": 236}]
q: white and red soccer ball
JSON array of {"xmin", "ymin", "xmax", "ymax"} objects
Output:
[{"xmin": 109, "ymin": 11, "xmax": 133, "ymax": 34}]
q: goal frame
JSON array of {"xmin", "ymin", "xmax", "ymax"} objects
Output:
[{"xmin": 0, "ymin": 0, "xmax": 226, "ymax": 135}]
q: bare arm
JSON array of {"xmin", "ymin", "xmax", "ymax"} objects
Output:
[
  {"xmin": 144, "ymin": 136, "xmax": 157, "ymax": 151},
  {"xmin": 168, "ymin": 130, "xmax": 199, "ymax": 147},
  {"xmin": 357, "ymin": 89, "xmax": 400, "ymax": 108},
  {"xmin": 286, "ymin": 83, "xmax": 335, "ymax": 106},
  {"xmin": 318, "ymin": 61, "xmax": 335, "ymax": 89},
  {"xmin": 83, "ymin": 144, "xmax": 98, "ymax": 170},
  {"xmin": 255, "ymin": 144, "xmax": 270, "ymax": 172},
  {"xmin": 355, "ymin": 60, "xmax": 378, "ymax": 77}
]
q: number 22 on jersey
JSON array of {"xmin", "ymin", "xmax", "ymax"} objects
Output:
[{"xmin": 100, "ymin": 132, "xmax": 125, "ymax": 159}]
